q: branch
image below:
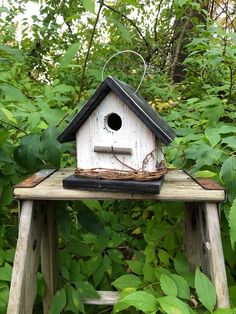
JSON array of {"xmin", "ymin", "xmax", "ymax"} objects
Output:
[
  {"xmin": 103, "ymin": 2, "xmax": 152, "ymax": 58},
  {"xmin": 0, "ymin": 119, "xmax": 28, "ymax": 135},
  {"xmin": 170, "ymin": 14, "xmax": 192, "ymax": 80},
  {"xmin": 77, "ymin": 0, "xmax": 104, "ymax": 103},
  {"xmin": 154, "ymin": 0, "xmax": 164, "ymax": 42}
]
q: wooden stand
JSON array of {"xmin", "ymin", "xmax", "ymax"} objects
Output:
[{"xmin": 7, "ymin": 169, "xmax": 230, "ymax": 313}]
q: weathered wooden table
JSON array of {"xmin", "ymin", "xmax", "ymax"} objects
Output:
[{"xmin": 7, "ymin": 169, "xmax": 230, "ymax": 313}]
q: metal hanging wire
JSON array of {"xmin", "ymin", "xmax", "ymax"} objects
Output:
[{"xmin": 101, "ymin": 50, "xmax": 147, "ymax": 94}]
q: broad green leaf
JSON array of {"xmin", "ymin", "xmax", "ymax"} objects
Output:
[
  {"xmin": 108, "ymin": 249, "xmax": 123, "ymax": 264},
  {"xmin": 174, "ymin": 253, "xmax": 190, "ymax": 275},
  {"xmin": 126, "ymin": 260, "xmax": 144, "ymax": 275},
  {"xmin": 205, "ymin": 128, "xmax": 221, "ymax": 147},
  {"xmin": 41, "ymin": 127, "xmax": 61, "ymax": 167},
  {"xmin": 160, "ymin": 274, "xmax": 178, "ymax": 297},
  {"xmin": 0, "ymin": 130, "xmax": 9, "ymax": 146},
  {"xmin": 175, "ymin": 0, "xmax": 188, "ymax": 7},
  {"xmin": 0, "ymin": 85, "xmax": 25, "ymax": 102},
  {"xmin": 108, "ymin": 16, "xmax": 132, "ymax": 43},
  {"xmin": 158, "ymin": 296, "xmax": 191, "ymax": 314},
  {"xmin": 77, "ymin": 206, "xmax": 106, "ymax": 236},
  {"xmin": 194, "ymin": 170, "xmax": 217, "ymax": 178},
  {"xmin": 114, "ymin": 291, "xmax": 158, "ymax": 313},
  {"xmin": 49, "ymin": 288, "xmax": 66, "ymax": 314},
  {"xmin": 0, "ymin": 108, "xmax": 17, "ymax": 124},
  {"xmin": 82, "ymin": 200, "xmax": 102, "ymax": 211},
  {"xmin": 69, "ymin": 259, "xmax": 83, "ymax": 281},
  {"xmin": 229, "ymin": 199, "xmax": 236, "ymax": 249},
  {"xmin": 14, "ymin": 134, "xmax": 41, "ymax": 171},
  {"xmin": 158, "ymin": 249, "xmax": 170, "ymax": 267},
  {"xmin": 60, "ymin": 42, "xmax": 81, "ymax": 68},
  {"xmin": 171, "ymin": 274, "xmax": 190, "ymax": 300},
  {"xmin": 220, "ymin": 156, "xmax": 236, "ymax": 202},
  {"xmin": 0, "ymin": 263, "xmax": 12, "ymax": 281},
  {"xmin": 82, "ymin": 0, "xmax": 95, "ymax": 13},
  {"xmin": 0, "ymin": 44, "xmax": 24, "ymax": 61},
  {"xmin": 222, "ymin": 136, "xmax": 236, "ymax": 150},
  {"xmin": 65, "ymin": 285, "xmax": 85, "ymax": 313},
  {"xmin": 81, "ymin": 254, "xmax": 103, "ymax": 277},
  {"xmin": 112, "ymin": 274, "xmax": 142, "ymax": 290},
  {"xmin": 0, "ymin": 283, "xmax": 9, "ymax": 304},
  {"xmin": 75, "ymin": 280, "xmax": 100, "ymax": 299},
  {"xmin": 218, "ymin": 125, "xmax": 236, "ymax": 134},
  {"xmin": 214, "ymin": 310, "xmax": 236, "ymax": 314},
  {"xmin": 195, "ymin": 268, "xmax": 216, "ymax": 312}
]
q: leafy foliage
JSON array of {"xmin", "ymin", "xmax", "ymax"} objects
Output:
[{"xmin": 0, "ymin": 0, "xmax": 236, "ymax": 313}]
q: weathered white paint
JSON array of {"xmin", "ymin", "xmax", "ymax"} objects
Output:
[{"xmin": 76, "ymin": 92, "xmax": 161, "ymax": 171}]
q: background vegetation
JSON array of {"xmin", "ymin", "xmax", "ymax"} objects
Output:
[{"xmin": 0, "ymin": 0, "xmax": 236, "ymax": 313}]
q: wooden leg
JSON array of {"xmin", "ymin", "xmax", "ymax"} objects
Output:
[
  {"xmin": 7, "ymin": 200, "xmax": 44, "ymax": 314},
  {"xmin": 184, "ymin": 202, "xmax": 229, "ymax": 308},
  {"xmin": 41, "ymin": 201, "xmax": 58, "ymax": 314}
]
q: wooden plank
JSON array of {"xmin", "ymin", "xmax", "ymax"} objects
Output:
[
  {"xmin": 7, "ymin": 201, "xmax": 44, "ymax": 314},
  {"xmin": 41, "ymin": 201, "xmax": 58, "ymax": 314},
  {"xmin": 184, "ymin": 203, "xmax": 229, "ymax": 308},
  {"xmin": 83, "ymin": 291, "xmax": 119, "ymax": 305},
  {"xmin": 203, "ymin": 203, "xmax": 230, "ymax": 308},
  {"xmin": 14, "ymin": 170, "xmax": 225, "ymax": 202},
  {"xmin": 183, "ymin": 203, "xmax": 202, "ymax": 270}
]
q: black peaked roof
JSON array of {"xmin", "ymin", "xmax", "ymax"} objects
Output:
[{"xmin": 57, "ymin": 76, "xmax": 176, "ymax": 145}]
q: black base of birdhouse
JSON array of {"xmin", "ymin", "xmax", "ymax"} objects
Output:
[{"xmin": 63, "ymin": 175, "xmax": 164, "ymax": 194}]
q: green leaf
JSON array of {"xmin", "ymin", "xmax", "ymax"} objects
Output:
[
  {"xmin": 0, "ymin": 44, "xmax": 24, "ymax": 61},
  {"xmin": 41, "ymin": 127, "xmax": 61, "ymax": 167},
  {"xmin": 76, "ymin": 206, "xmax": 106, "ymax": 236},
  {"xmin": 75, "ymin": 281, "xmax": 100, "ymax": 299},
  {"xmin": 160, "ymin": 274, "xmax": 178, "ymax": 297},
  {"xmin": 60, "ymin": 42, "xmax": 81, "ymax": 68},
  {"xmin": 112, "ymin": 274, "xmax": 142, "ymax": 290},
  {"xmin": 81, "ymin": 255, "xmax": 103, "ymax": 277},
  {"xmin": 195, "ymin": 268, "xmax": 216, "ymax": 312},
  {"xmin": 157, "ymin": 296, "xmax": 191, "ymax": 314},
  {"xmin": 82, "ymin": 0, "xmax": 95, "ymax": 13},
  {"xmin": 0, "ymin": 108, "xmax": 17, "ymax": 124},
  {"xmin": 170, "ymin": 274, "xmax": 190, "ymax": 300},
  {"xmin": 214, "ymin": 310, "xmax": 236, "ymax": 314},
  {"xmin": 205, "ymin": 128, "xmax": 221, "ymax": 147},
  {"xmin": 126, "ymin": 260, "xmax": 144, "ymax": 275},
  {"xmin": 229, "ymin": 199, "xmax": 236, "ymax": 249},
  {"xmin": 0, "ymin": 283, "xmax": 9, "ymax": 304},
  {"xmin": 0, "ymin": 263, "xmax": 12, "ymax": 281},
  {"xmin": 14, "ymin": 134, "xmax": 41, "ymax": 171},
  {"xmin": 218, "ymin": 125, "xmax": 236, "ymax": 134},
  {"xmin": 0, "ymin": 85, "xmax": 25, "ymax": 102},
  {"xmin": 108, "ymin": 16, "xmax": 132, "ymax": 43},
  {"xmin": 114, "ymin": 291, "xmax": 158, "ymax": 313},
  {"xmin": 65, "ymin": 285, "xmax": 85, "ymax": 313},
  {"xmin": 220, "ymin": 156, "xmax": 236, "ymax": 202},
  {"xmin": 82, "ymin": 200, "xmax": 102, "ymax": 211},
  {"xmin": 49, "ymin": 288, "xmax": 66, "ymax": 314},
  {"xmin": 222, "ymin": 136, "xmax": 236, "ymax": 150}
]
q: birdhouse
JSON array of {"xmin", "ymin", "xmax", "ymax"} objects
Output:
[{"xmin": 57, "ymin": 76, "xmax": 176, "ymax": 193}]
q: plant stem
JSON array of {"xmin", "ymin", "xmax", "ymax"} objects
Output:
[
  {"xmin": 0, "ymin": 119, "xmax": 28, "ymax": 135},
  {"xmin": 77, "ymin": 0, "xmax": 104, "ymax": 103}
]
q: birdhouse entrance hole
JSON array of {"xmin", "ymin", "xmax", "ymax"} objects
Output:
[{"xmin": 106, "ymin": 113, "xmax": 122, "ymax": 131}]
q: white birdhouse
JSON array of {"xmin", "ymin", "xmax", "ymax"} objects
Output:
[{"xmin": 58, "ymin": 76, "xmax": 175, "ymax": 193}]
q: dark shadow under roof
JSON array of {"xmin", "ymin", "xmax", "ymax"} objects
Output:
[{"xmin": 57, "ymin": 76, "xmax": 176, "ymax": 145}]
